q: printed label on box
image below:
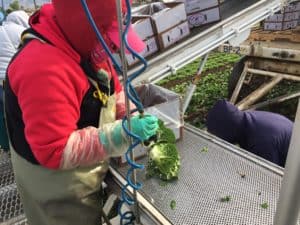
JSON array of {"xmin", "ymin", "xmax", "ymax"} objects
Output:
[
  {"xmin": 159, "ymin": 21, "xmax": 190, "ymax": 49},
  {"xmin": 264, "ymin": 20, "xmax": 298, "ymax": 30},
  {"xmin": 187, "ymin": 7, "xmax": 220, "ymax": 28},
  {"xmin": 283, "ymin": 20, "xmax": 298, "ymax": 29},
  {"xmin": 264, "ymin": 22, "xmax": 283, "ymax": 30}
]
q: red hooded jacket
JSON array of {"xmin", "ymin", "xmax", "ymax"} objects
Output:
[{"xmin": 6, "ymin": 4, "xmax": 122, "ymax": 168}]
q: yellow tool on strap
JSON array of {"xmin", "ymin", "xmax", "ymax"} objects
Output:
[{"xmin": 93, "ymin": 82, "xmax": 109, "ymax": 106}]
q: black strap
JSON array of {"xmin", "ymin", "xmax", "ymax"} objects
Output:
[
  {"xmin": 20, "ymin": 28, "xmax": 52, "ymax": 47},
  {"xmin": 80, "ymin": 60, "xmax": 115, "ymax": 96}
]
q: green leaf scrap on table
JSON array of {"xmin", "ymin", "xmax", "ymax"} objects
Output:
[
  {"xmin": 260, "ymin": 202, "xmax": 268, "ymax": 209},
  {"xmin": 201, "ymin": 146, "xmax": 208, "ymax": 152},
  {"xmin": 170, "ymin": 200, "xmax": 176, "ymax": 210},
  {"xmin": 159, "ymin": 181, "xmax": 168, "ymax": 187},
  {"xmin": 220, "ymin": 195, "xmax": 231, "ymax": 202}
]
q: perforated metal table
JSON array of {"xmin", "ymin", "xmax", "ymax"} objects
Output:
[{"xmin": 111, "ymin": 125, "xmax": 300, "ymax": 225}]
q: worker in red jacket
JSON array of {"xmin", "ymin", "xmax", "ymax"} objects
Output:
[
  {"xmin": 206, "ymin": 99, "xmax": 293, "ymax": 167},
  {"xmin": 4, "ymin": 1, "xmax": 158, "ymax": 224}
]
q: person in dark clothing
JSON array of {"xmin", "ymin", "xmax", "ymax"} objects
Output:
[{"xmin": 206, "ymin": 99, "xmax": 293, "ymax": 167}]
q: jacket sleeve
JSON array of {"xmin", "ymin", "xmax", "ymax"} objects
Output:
[
  {"xmin": 9, "ymin": 43, "xmax": 109, "ymax": 169},
  {"xmin": 60, "ymin": 119, "xmax": 131, "ymax": 169},
  {"xmin": 59, "ymin": 126, "xmax": 108, "ymax": 169}
]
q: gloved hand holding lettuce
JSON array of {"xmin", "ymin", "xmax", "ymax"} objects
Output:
[
  {"xmin": 60, "ymin": 114, "xmax": 158, "ymax": 169},
  {"xmin": 100, "ymin": 114, "xmax": 159, "ymax": 157}
]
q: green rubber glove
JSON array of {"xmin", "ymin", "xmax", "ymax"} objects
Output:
[
  {"xmin": 127, "ymin": 114, "xmax": 159, "ymax": 141},
  {"xmin": 99, "ymin": 114, "xmax": 159, "ymax": 157}
]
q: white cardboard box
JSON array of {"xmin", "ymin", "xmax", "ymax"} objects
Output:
[
  {"xmin": 126, "ymin": 36, "xmax": 159, "ymax": 66},
  {"xmin": 151, "ymin": 2, "xmax": 187, "ymax": 33},
  {"xmin": 157, "ymin": 20, "xmax": 190, "ymax": 49},
  {"xmin": 264, "ymin": 13, "xmax": 284, "ymax": 22},
  {"xmin": 187, "ymin": 6, "xmax": 220, "ymax": 28},
  {"xmin": 113, "ymin": 17, "xmax": 159, "ymax": 66},
  {"xmin": 265, "ymin": 11, "xmax": 299, "ymax": 22},
  {"xmin": 133, "ymin": 2, "xmax": 187, "ymax": 34},
  {"xmin": 132, "ymin": 17, "xmax": 154, "ymax": 40},
  {"xmin": 180, "ymin": 0, "xmax": 219, "ymax": 14},
  {"xmin": 264, "ymin": 1, "xmax": 300, "ymax": 27},
  {"xmin": 113, "ymin": 37, "xmax": 159, "ymax": 66},
  {"xmin": 284, "ymin": 1, "xmax": 300, "ymax": 12},
  {"xmin": 132, "ymin": 2, "xmax": 189, "ymax": 50},
  {"xmin": 284, "ymin": 11, "xmax": 300, "ymax": 21}
]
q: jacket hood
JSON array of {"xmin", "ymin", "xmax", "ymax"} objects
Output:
[
  {"xmin": 206, "ymin": 99, "xmax": 245, "ymax": 142},
  {"xmin": 6, "ymin": 10, "xmax": 29, "ymax": 28},
  {"xmin": 29, "ymin": 4, "xmax": 80, "ymax": 63},
  {"xmin": 51, "ymin": 0, "xmax": 144, "ymax": 59}
]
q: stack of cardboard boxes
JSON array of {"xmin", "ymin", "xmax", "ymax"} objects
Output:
[
  {"xmin": 123, "ymin": 0, "xmax": 222, "ymax": 66},
  {"xmin": 264, "ymin": 1, "xmax": 300, "ymax": 31},
  {"xmin": 123, "ymin": 2, "xmax": 190, "ymax": 66},
  {"xmin": 149, "ymin": 2, "xmax": 190, "ymax": 49},
  {"xmin": 125, "ymin": 17, "xmax": 159, "ymax": 66}
]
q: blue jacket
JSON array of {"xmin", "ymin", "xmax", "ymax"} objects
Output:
[{"xmin": 206, "ymin": 99, "xmax": 293, "ymax": 167}]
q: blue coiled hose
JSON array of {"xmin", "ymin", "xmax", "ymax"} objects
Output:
[{"xmin": 80, "ymin": 0, "xmax": 148, "ymax": 224}]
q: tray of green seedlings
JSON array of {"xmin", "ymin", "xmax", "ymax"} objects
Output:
[
  {"xmin": 157, "ymin": 52, "xmax": 241, "ymax": 128},
  {"xmin": 157, "ymin": 52, "xmax": 240, "ymax": 87}
]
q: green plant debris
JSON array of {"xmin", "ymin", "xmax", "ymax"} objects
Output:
[
  {"xmin": 170, "ymin": 200, "xmax": 176, "ymax": 210},
  {"xmin": 201, "ymin": 147, "xmax": 208, "ymax": 152},
  {"xmin": 220, "ymin": 195, "xmax": 231, "ymax": 202},
  {"xmin": 159, "ymin": 181, "xmax": 168, "ymax": 187},
  {"xmin": 260, "ymin": 202, "xmax": 269, "ymax": 209}
]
